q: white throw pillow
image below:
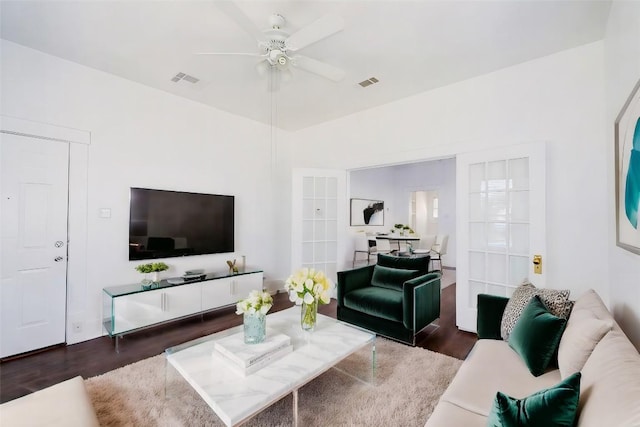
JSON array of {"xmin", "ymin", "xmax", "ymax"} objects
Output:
[
  {"xmin": 500, "ymin": 282, "xmax": 572, "ymax": 341},
  {"xmin": 557, "ymin": 316, "xmax": 612, "ymax": 378}
]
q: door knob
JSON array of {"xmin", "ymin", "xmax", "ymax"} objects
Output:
[
  {"xmin": 54, "ymin": 256, "xmax": 64, "ymax": 262},
  {"xmin": 54, "ymin": 241, "xmax": 64, "ymax": 248},
  {"xmin": 532, "ymin": 255, "xmax": 542, "ymax": 274}
]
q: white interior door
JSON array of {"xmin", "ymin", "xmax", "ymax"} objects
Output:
[
  {"xmin": 1, "ymin": 133, "xmax": 69, "ymax": 358},
  {"xmin": 456, "ymin": 143, "xmax": 546, "ymax": 332},
  {"xmin": 291, "ymin": 169, "xmax": 346, "ymax": 284}
]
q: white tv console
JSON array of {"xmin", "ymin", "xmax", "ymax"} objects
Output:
[{"xmin": 102, "ymin": 268, "xmax": 263, "ymax": 351}]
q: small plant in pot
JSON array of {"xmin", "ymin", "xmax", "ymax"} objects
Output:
[
  {"xmin": 136, "ymin": 262, "xmax": 169, "ymax": 288},
  {"xmin": 402, "ymin": 225, "xmax": 414, "ymax": 234}
]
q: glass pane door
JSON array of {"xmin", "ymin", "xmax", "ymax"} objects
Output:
[
  {"xmin": 467, "ymin": 158, "xmax": 530, "ymax": 308},
  {"xmin": 456, "ymin": 143, "xmax": 546, "ymax": 332},
  {"xmin": 302, "ymin": 176, "xmax": 338, "ymax": 279},
  {"xmin": 292, "ymin": 169, "xmax": 346, "ymax": 285}
]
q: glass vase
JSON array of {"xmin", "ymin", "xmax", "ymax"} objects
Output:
[
  {"xmin": 243, "ymin": 312, "xmax": 266, "ymax": 344},
  {"xmin": 300, "ymin": 300, "xmax": 318, "ymax": 332}
]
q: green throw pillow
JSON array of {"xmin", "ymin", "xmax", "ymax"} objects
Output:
[
  {"xmin": 486, "ymin": 372, "xmax": 581, "ymax": 427},
  {"xmin": 508, "ymin": 295, "xmax": 567, "ymax": 377},
  {"xmin": 371, "ymin": 265, "xmax": 421, "ymax": 291}
]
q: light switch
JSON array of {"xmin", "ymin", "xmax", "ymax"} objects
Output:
[{"xmin": 99, "ymin": 208, "xmax": 111, "ymax": 218}]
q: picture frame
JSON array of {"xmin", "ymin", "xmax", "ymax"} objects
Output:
[
  {"xmin": 615, "ymin": 78, "xmax": 640, "ymax": 255},
  {"xmin": 350, "ymin": 198, "xmax": 384, "ymax": 226}
]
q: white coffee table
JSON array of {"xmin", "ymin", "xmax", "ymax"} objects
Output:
[{"xmin": 165, "ymin": 306, "xmax": 376, "ymax": 426}]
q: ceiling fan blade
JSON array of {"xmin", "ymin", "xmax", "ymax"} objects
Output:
[
  {"xmin": 194, "ymin": 52, "xmax": 262, "ymax": 57},
  {"xmin": 216, "ymin": 1, "xmax": 265, "ymax": 43},
  {"xmin": 285, "ymin": 15, "xmax": 344, "ymax": 51},
  {"xmin": 290, "ymin": 55, "xmax": 345, "ymax": 82}
]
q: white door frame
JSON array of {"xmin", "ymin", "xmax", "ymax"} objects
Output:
[{"xmin": 1, "ymin": 115, "xmax": 90, "ymax": 345}]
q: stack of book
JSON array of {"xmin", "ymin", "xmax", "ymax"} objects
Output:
[{"xmin": 213, "ymin": 331, "xmax": 292, "ymax": 376}]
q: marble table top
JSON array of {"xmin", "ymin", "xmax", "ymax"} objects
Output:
[{"xmin": 165, "ymin": 306, "xmax": 376, "ymax": 426}]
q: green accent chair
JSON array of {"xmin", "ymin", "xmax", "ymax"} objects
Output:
[{"xmin": 337, "ymin": 253, "xmax": 441, "ymax": 346}]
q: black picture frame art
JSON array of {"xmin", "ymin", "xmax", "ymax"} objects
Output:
[{"xmin": 350, "ymin": 198, "xmax": 384, "ymax": 226}]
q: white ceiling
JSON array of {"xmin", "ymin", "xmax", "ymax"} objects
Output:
[{"xmin": 0, "ymin": 1, "xmax": 611, "ymax": 131}]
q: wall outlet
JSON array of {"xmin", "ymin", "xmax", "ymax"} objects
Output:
[{"xmin": 72, "ymin": 322, "xmax": 82, "ymax": 333}]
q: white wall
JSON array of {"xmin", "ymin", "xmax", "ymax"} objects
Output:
[
  {"xmin": 286, "ymin": 42, "xmax": 609, "ymax": 311},
  {"xmin": 349, "ymin": 158, "xmax": 457, "ymax": 267},
  {"xmin": 1, "ymin": 40, "xmax": 287, "ymax": 344},
  {"xmin": 604, "ymin": 0, "xmax": 640, "ymax": 350}
]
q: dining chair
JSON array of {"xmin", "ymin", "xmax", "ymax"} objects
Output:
[
  {"xmin": 412, "ymin": 235, "xmax": 437, "ymax": 254},
  {"xmin": 375, "ymin": 237, "xmax": 392, "ymax": 255},
  {"xmin": 430, "ymin": 234, "xmax": 449, "ymax": 271},
  {"xmin": 353, "ymin": 232, "xmax": 375, "ymax": 267}
]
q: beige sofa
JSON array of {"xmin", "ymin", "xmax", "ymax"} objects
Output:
[
  {"xmin": 426, "ymin": 289, "xmax": 640, "ymax": 426},
  {"xmin": 0, "ymin": 376, "xmax": 99, "ymax": 427}
]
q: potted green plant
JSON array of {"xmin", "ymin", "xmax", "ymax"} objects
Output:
[
  {"xmin": 393, "ymin": 223, "xmax": 414, "ymax": 236},
  {"xmin": 136, "ymin": 262, "xmax": 169, "ymax": 287},
  {"xmin": 403, "ymin": 225, "xmax": 414, "ymax": 234}
]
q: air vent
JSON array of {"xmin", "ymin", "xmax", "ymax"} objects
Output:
[
  {"xmin": 171, "ymin": 72, "xmax": 200, "ymax": 84},
  {"xmin": 358, "ymin": 77, "xmax": 379, "ymax": 88}
]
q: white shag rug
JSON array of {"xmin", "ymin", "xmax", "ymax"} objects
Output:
[{"xmin": 85, "ymin": 338, "xmax": 462, "ymax": 427}]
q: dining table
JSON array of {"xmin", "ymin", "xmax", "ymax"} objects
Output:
[{"xmin": 371, "ymin": 234, "xmax": 420, "ymax": 250}]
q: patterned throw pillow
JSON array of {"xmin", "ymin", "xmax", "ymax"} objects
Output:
[{"xmin": 500, "ymin": 282, "xmax": 573, "ymax": 340}]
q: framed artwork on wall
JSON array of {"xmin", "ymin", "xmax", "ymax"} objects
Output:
[
  {"xmin": 615, "ymin": 78, "xmax": 640, "ymax": 255},
  {"xmin": 350, "ymin": 198, "xmax": 384, "ymax": 226}
]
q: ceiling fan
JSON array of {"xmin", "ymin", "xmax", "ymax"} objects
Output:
[{"xmin": 197, "ymin": 2, "xmax": 346, "ymax": 84}]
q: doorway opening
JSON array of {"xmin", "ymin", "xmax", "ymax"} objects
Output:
[{"xmin": 409, "ymin": 190, "xmax": 439, "ymax": 238}]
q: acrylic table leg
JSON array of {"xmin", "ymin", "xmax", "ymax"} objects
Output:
[
  {"xmin": 371, "ymin": 339, "xmax": 377, "ymax": 386},
  {"xmin": 292, "ymin": 388, "xmax": 299, "ymax": 427}
]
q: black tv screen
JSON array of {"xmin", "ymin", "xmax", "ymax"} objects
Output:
[{"xmin": 129, "ymin": 188, "xmax": 234, "ymax": 260}]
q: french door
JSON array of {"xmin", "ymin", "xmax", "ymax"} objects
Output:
[
  {"xmin": 0, "ymin": 133, "xmax": 69, "ymax": 358},
  {"xmin": 456, "ymin": 143, "xmax": 546, "ymax": 332},
  {"xmin": 291, "ymin": 169, "xmax": 346, "ymax": 284}
]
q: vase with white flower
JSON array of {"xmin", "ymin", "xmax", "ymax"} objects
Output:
[
  {"xmin": 284, "ymin": 268, "xmax": 334, "ymax": 332},
  {"xmin": 236, "ymin": 290, "xmax": 273, "ymax": 344}
]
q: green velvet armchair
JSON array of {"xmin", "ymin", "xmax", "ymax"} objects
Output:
[{"xmin": 337, "ymin": 254, "xmax": 441, "ymax": 346}]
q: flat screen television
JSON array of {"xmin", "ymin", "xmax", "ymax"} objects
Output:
[{"xmin": 129, "ymin": 187, "xmax": 234, "ymax": 260}]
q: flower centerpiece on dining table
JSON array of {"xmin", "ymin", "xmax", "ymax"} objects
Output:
[
  {"xmin": 235, "ymin": 290, "xmax": 273, "ymax": 344},
  {"xmin": 284, "ymin": 268, "xmax": 334, "ymax": 332}
]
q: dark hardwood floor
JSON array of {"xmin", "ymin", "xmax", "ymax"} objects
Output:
[{"xmin": 0, "ymin": 283, "xmax": 476, "ymax": 403}]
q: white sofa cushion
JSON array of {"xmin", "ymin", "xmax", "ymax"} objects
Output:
[
  {"xmin": 558, "ymin": 289, "xmax": 613, "ymax": 378},
  {"xmin": 425, "ymin": 401, "xmax": 487, "ymax": 427},
  {"xmin": 567, "ymin": 288, "xmax": 614, "ymax": 322},
  {"xmin": 558, "ymin": 317, "xmax": 611, "ymax": 378},
  {"xmin": 0, "ymin": 376, "xmax": 99, "ymax": 427},
  {"xmin": 576, "ymin": 329, "xmax": 640, "ymax": 427},
  {"xmin": 439, "ymin": 339, "xmax": 561, "ymax": 417}
]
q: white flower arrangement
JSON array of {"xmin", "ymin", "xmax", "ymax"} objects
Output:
[
  {"xmin": 284, "ymin": 268, "xmax": 334, "ymax": 305},
  {"xmin": 235, "ymin": 290, "xmax": 273, "ymax": 315}
]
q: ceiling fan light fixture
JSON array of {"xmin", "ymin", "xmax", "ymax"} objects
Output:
[
  {"xmin": 256, "ymin": 60, "xmax": 270, "ymax": 76},
  {"xmin": 280, "ymin": 68, "xmax": 293, "ymax": 83}
]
